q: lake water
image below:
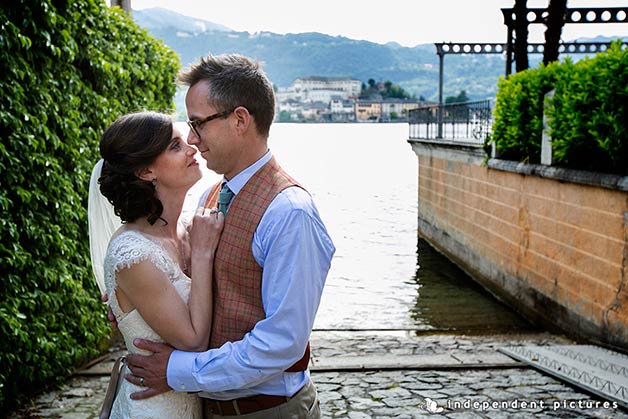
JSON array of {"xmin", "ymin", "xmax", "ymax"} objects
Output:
[{"xmin": 186, "ymin": 123, "xmax": 533, "ymax": 333}]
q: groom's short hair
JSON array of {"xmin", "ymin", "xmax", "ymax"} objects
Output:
[{"xmin": 178, "ymin": 54, "xmax": 275, "ymax": 138}]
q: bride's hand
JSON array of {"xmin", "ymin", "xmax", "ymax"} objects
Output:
[{"xmin": 189, "ymin": 207, "xmax": 224, "ymax": 260}]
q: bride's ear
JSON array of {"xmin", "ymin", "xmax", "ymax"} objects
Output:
[{"xmin": 136, "ymin": 167, "xmax": 156, "ymax": 182}]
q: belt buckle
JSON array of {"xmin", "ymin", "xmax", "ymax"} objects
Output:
[
  {"xmin": 231, "ymin": 400, "xmax": 242, "ymax": 415},
  {"xmin": 207, "ymin": 399, "xmax": 225, "ymax": 416}
]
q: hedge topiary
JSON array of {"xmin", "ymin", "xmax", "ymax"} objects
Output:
[
  {"xmin": 490, "ymin": 62, "xmax": 559, "ymax": 163},
  {"xmin": 490, "ymin": 42, "xmax": 627, "ymax": 175},
  {"xmin": 549, "ymin": 41, "xmax": 628, "ymax": 175},
  {"xmin": 0, "ymin": 0, "xmax": 179, "ymax": 412}
]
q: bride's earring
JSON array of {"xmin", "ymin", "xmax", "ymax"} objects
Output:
[{"xmin": 152, "ymin": 179, "xmax": 157, "ymax": 187}]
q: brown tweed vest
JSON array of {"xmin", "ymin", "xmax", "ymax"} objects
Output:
[{"xmin": 203, "ymin": 157, "xmax": 310, "ymax": 372}]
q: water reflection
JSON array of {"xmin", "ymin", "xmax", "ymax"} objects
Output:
[{"xmin": 412, "ymin": 238, "xmax": 535, "ymax": 334}]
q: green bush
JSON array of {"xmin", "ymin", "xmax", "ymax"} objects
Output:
[
  {"xmin": 0, "ymin": 0, "xmax": 179, "ymax": 412},
  {"xmin": 549, "ymin": 41, "xmax": 628, "ymax": 175},
  {"xmin": 490, "ymin": 42, "xmax": 627, "ymax": 175},
  {"xmin": 490, "ymin": 62, "xmax": 559, "ymax": 163}
]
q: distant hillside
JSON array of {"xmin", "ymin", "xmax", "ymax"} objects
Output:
[
  {"xmin": 134, "ymin": 8, "xmax": 231, "ymax": 33},
  {"xmin": 132, "ymin": 8, "xmax": 624, "ymax": 104}
]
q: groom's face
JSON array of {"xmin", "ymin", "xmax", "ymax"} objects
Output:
[{"xmin": 185, "ymin": 81, "xmax": 237, "ymax": 176}]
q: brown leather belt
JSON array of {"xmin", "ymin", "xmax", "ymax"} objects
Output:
[{"xmin": 204, "ymin": 394, "xmax": 290, "ymax": 416}]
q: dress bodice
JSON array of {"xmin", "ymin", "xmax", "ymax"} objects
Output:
[{"xmin": 103, "ymin": 229, "xmax": 200, "ymax": 419}]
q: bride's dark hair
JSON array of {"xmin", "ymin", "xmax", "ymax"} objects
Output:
[{"xmin": 98, "ymin": 111, "xmax": 173, "ymax": 224}]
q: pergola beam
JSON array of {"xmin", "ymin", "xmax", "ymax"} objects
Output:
[
  {"xmin": 501, "ymin": 7, "xmax": 628, "ymax": 75},
  {"xmin": 429, "ymin": 6, "xmax": 627, "ymax": 138}
]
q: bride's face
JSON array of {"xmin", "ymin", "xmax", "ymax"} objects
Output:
[{"xmin": 149, "ymin": 125, "xmax": 202, "ymax": 192}]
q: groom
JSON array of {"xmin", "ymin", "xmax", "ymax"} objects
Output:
[{"xmin": 124, "ymin": 54, "xmax": 335, "ymax": 418}]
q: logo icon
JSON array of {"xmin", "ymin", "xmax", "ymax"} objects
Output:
[{"xmin": 423, "ymin": 398, "xmax": 444, "ymax": 413}]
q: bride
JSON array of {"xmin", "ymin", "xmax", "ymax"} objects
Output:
[{"xmin": 88, "ymin": 111, "xmax": 222, "ymax": 419}]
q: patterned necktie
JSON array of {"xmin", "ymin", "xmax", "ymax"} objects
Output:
[{"xmin": 217, "ymin": 183, "xmax": 234, "ymax": 215}]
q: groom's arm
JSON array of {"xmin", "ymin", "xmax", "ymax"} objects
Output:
[
  {"xmin": 102, "ymin": 293, "xmax": 119, "ymax": 329},
  {"xmin": 167, "ymin": 188, "xmax": 335, "ymax": 394}
]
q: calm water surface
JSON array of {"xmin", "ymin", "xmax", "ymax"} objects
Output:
[{"xmin": 188, "ymin": 123, "xmax": 533, "ymax": 333}]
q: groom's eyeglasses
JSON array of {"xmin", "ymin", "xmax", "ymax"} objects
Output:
[{"xmin": 186, "ymin": 108, "xmax": 235, "ymax": 138}]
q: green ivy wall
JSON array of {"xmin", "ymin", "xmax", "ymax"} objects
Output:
[{"xmin": 0, "ymin": 1, "xmax": 179, "ymax": 412}]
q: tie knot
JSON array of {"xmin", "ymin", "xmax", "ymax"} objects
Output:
[{"xmin": 218, "ymin": 183, "xmax": 234, "ymax": 214}]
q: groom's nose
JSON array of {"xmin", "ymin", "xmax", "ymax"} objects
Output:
[{"xmin": 187, "ymin": 131, "xmax": 199, "ymax": 145}]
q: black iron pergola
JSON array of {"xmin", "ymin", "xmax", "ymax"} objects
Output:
[
  {"xmin": 502, "ymin": 6, "xmax": 628, "ymax": 75},
  {"xmin": 430, "ymin": 6, "xmax": 627, "ymax": 139}
]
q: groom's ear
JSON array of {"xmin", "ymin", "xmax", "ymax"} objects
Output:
[
  {"xmin": 136, "ymin": 167, "xmax": 155, "ymax": 182},
  {"xmin": 233, "ymin": 106, "xmax": 251, "ymax": 134}
]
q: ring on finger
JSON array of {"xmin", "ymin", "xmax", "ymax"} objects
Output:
[
  {"xmin": 209, "ymin": 209, "xmax": 218, "ymax": 214},
  {"xmin": 139, "ymin": 376, "xmax": 145, "ymax": 387}
]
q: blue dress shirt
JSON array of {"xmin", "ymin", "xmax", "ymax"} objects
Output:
[{"xmin": 167, "ymin": 150, "xmax": 335, "ymax": 399}]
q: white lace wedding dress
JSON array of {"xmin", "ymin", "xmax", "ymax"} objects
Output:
[{"xmin": 104, "ymin": 229, "xmax": 201, "ymax": 419}]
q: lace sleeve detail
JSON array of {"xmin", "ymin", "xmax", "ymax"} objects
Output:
[{"xmin": 103, "ymin": 231, "xmax": 178, "ymax": 297}]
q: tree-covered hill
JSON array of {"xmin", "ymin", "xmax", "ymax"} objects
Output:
[
  {"xmin": 134, "ymin": 8, "xmax": 623, "ymax": 102},
  {"xmin": 134, "ymin": 8, "xmax": 505, "ymax": 101}
]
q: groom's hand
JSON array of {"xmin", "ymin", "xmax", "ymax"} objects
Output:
[
  {"xmin": 126, "ymin": 339, "xmax": 175, "ymax": 400},
  {"xmin": 101, "ymin": 293, "xmax": 119, "ymax": 330}
]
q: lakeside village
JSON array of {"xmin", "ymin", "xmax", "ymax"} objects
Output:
[{"xmin": 275, "ymin": 76, "xmax": 431, "ymax": 123}]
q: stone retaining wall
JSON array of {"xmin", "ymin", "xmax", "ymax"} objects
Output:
[{"xmin": 408, "ymin": 139, "xmax": 628, "ymax": 349}]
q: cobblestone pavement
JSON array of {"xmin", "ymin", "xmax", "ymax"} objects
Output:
[{"xmin": 7, "ymin": 331, "xmax": 626, "ymax": 418}]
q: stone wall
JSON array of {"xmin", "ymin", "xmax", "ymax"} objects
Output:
[{"xmin": 409, "ymin": 139, "xmax": 628, "ymax": 349}]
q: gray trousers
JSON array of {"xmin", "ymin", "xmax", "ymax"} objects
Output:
[{"xmin": 204, "ymin": 380, "xmax": 320, "ymax": 419}]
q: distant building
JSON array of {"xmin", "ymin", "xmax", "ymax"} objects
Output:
[
  {"xmin": 355, "ymin": 100, "xmax": 382, "ymax": 121},
  {"xmin": 381, "ymin": 99, "xmax": 405, "ymax": 120},
  {"xmin": 401, "ymin": 101, "xmax": 423, "ymax": 114},
  {"xmin": 276, "ymin": 87, "xmax": 304, "ymax": 103},
  {"xmin": 381, "ymin": 99, "xmax": 425, "ymax": 120},
  {"xmin": 277, "ymin": 76, "xmax": 360, "ymax": 122},
  {"xmin": 301, "ymin": 101, "xmax": 329, "ymax": 120},
  {"xmin": 275, "ymin": 76, "xmax": 424, "ymax": 122},
  {"xmin": 356, "ymin": 99, "xmax": 425, "ymax": 122},
  {"xmin": 276, "ymin": 98, "xmax": 303, "ymax": 121},
  {"xmin": 293, "ymin": 76, "xmax": 362, "ymax": 100},
  {"xmin": 330, "ymin": 98, "xmax": 355, "ymax": 122},
  {"xmin": 306, "ymin": 89, "xmax": 344, "ymax": 103}
]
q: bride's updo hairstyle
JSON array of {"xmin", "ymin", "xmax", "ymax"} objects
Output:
[{"xmin": 98, "ymin": 111, "xmax": 173, "ymax": 225}]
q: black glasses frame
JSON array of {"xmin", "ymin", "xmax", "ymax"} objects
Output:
[{"xmin": 186, "ymin": 108, "xmax": 234, "ymax": 138}]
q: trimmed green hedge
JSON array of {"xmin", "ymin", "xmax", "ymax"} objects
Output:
[
  {"xmin": 490, "ymin": 41, "xmax": 627, "ymax": 175},
  {"xmin": 491, "ymin": 62, "xmax": 559, "ymax": 164},
  {"xmin": 549, "ymin": 42, "xmax": 628, "ymax": 174},
  {"xmin": 0, "ymin": 0, "xmax": 179, "ymax": 412}
]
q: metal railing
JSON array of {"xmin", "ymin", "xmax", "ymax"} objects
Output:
[{"xmin": 408, "ymin": 99, "xmax": 493, "ymax": 144}]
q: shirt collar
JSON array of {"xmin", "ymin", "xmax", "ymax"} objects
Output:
[{"xmin": 223, "ymin": 150, "xmax": 272, "ymax": 195}]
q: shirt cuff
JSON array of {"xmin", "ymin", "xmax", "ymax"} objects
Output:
[{"xmin": 167, "ymin": 349, "xmax": 203, "ymax": 392}]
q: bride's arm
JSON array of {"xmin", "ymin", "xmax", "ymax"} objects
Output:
[{"xmin": 116, "ymin": 209, "xmax": 224, "ymax": 352}]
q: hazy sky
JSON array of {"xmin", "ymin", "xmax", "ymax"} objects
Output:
[{"xmin": 127, "ymin": 0, "xmax": 628, "ymax": 47}]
